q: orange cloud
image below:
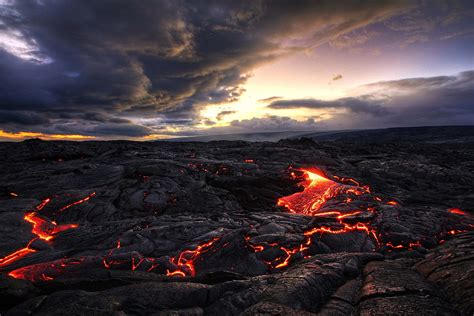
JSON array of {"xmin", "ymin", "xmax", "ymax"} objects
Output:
[{"xmin": 0, "ymin": 130, "xmax": 95, "ymax": 141}]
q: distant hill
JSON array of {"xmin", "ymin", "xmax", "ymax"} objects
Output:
[
  {"xmin": 163, "ymin": 130, "xmax": 318, "ymax": 142},
  {"xmin": 295, "ymin": 125, "xmax": 474, "ymax": 143},
  {"xmin": 164, "ymin": 126, "xmax": 474, "ymax": 143}
]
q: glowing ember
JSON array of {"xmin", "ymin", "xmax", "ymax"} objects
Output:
[{"xmin": 385, "ymin": 241, "xmax": 421, "ymax": 250}]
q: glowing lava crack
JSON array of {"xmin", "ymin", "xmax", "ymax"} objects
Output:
[
  {"xmin": 245, "ymin": 168, "xmax": 472, "ymax": 269},
  {"xmin": 2, "ymin": 168, "xmax": 472, "ymax": 282},
  {"xmin": 0, "ymin": 193, "xmax": 95, "ymax": 274}
]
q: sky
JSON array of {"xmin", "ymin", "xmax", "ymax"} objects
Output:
[{"xmin": 0, "ymin": 0, "xmax": 473, "ymax": 141}]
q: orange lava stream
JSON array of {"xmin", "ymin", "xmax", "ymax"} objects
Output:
[
  {"xmin": 449, "ymin": 208, "xmax": 466, "ymax": 215},
  {"xmin": 0, "ymin": 193, "xmax": 95, "ymax": 271},
  {"xmin": 57, "ymin": 192, "xmax": 96, "ymax": 212},
  {"xmin": 279, "ymin": 169, "xmax": 379, "ymax": 240},
  {"xmin": 247, "ymin": 168, "xmax": 469, "ymax": 269},
  {"xmin": 247, "ymin": 169, "xmax": 383, "ymax": 269},
  {"xmin": 5, "ymin": 168, "xmax": 473, "ymax": 281},
  {"xmin": 0, "ymin": 248, "xmax": 37, "ymax": 267},
  {"xmin": 277, "ymin": 170, "xmax": 337, "ymax": 215}
]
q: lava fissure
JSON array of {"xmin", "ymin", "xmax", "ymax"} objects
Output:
[
  {"xmin": 0, "ymin": 193, "xmax": 95, "ymax": 271},
  {"xmin": 2, "ymin": 167, "xmax": 472, "ymax": 282},
  {"xmin": 246, "ymin": 168, "xmax": 472, "ymax": 268}
]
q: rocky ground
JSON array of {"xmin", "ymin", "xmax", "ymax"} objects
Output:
[{"xmin": 0, "ymin": 136, "xmax": 473, "ymax": 315}]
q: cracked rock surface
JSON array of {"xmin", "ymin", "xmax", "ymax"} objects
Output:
[{"xmin": 0, "ymin": 137, "xmax": 473, "ymax": 315}]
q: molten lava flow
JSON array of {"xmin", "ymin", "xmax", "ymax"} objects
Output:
[
  {"xmin": 0, "ymin": 247, "xmax": 37, "ymax": 267},
  {"xmin": 277, "ymin": 169, "xmax": 378, "ymax": 239},
  {"xmin": 449, "ymin": 208, "xmax": 466, "ymax": 215},
  {"xmin": 249, "ymin": 168, "xmax": 432, "ymax": 269},
  {"xmin": 246, "ymin": 169, "xmax": 385, "ymax": 269},
  {"xmin": 5, "ymin": 166, "xmax": 474, "ymax": 282},
  {"xmin": 278, "ymin": 170, "xmax": 338, "ymax": 215},
  {"xmin": 273, "ymin": 168, "xmax": 474, "ymax": 262},
  {"xmin": 167, "ymin": 237, "xmax": 220, "ymax": 277},
  {"xmin": 0, "ymin": 193, "xmax": 94, "ymax": 271},
  {"xmin": 24, "ymin": 212, "xmax": 78, "ymax": 241}
]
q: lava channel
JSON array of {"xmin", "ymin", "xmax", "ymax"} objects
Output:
[
  {"xmin": 247, "ymin": 168, "xmax": 473, "ymax": 269},
  {"xmin": 0, "ymin": 193, "xmax": 95, "ymax": 270}
]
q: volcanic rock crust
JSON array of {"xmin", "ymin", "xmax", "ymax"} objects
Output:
[{"xmin": 0, "ymin": 137, "xmax": 473, "ymax": 315}]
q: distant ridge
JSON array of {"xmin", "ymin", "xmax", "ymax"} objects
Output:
[
  {"xmin": 162, "ymin": 130, "xmax": 319, "ymax": 142},
  {"xmin": 295, "ymin": 125, "xmax": 474, "ymax": 143},
  {"xmin": 163, "ymin": 125, "xmax": 474, "ymax": 143}
]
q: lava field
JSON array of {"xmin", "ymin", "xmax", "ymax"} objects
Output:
[{"xmin": 0, "ymin": 138, "xmax": 473, "ymax": 315}]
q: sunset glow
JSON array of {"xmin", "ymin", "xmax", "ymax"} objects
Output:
[{"xmin": 0, "ymin": 1, "xmax": 472, "ymax": 140}]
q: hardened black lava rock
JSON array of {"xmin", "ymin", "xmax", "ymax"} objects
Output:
[{"xmin": 0, "ymin": 133, "xmax": 473, "ymax": 315}]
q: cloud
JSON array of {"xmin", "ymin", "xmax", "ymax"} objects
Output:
[
  {"xmin": 359, "ymin": 71, "xmax": 471, "ymax": 92},
  {"xmin": 216, "ymin": 110, "xmax": 236, "ymax": 121},
  {"xmin": 229, "ymin": 116, "xmax": 318, "ymax": 132},
  {"xmin": 89, "ymin": 123, "xmax": 153, "ymax": 137},
  {"xmin": 266, "ymin": 97, "xmax": 390, "ymax": 116},
  {"xmin": 381, "ymin": 1, "xmax": 474, "ymax": 48},
  {"xmin": 182, "ymin": 115, "xmax": 319, "ymax": 135},
  {"xmin": 261, "ymin": 70, "xmax": 474, "ymax": 131},
  {"xmin": 329, "ymin": 30, "xmax": 379, "ymax": 49},
  {"xmin": 323, "ymin": 70, "xmax": 474, "ymax": 129},
  {"xmin": 203, "ymin": 119, "xmax": 216, "ymax": 126},
  {"xmin": 0, "ymin": 110, "xmax": 50, "ymax": 126},
  {"xmin": 1, "ymin": 1, "xmax": 470, "ymax": 138},
  {"xmin": 0, "ymin": 0, "xmax": 410, "ymax": 137},
  {"xmin": 258, "ymin": 96, "xmax": 282, "ymax": 103}
]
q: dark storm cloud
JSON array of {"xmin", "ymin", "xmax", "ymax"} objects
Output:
[
  {"xmin": 362, "ymin": 70, "xmax": 474, "ymax": 126},
  {"xmin": 266, "ymin": 97, "xmax": 390, "ymax": 116},
  {"xmin": 0, "ymin": 110, "xmax": 50, "ymax": 126},
  {"xmin": 89, "ymin": 124, "xmax": 153, "ymax": 138},
  {"xmin": 0, "ymin": 0, "xmax": 410, "ymax": 136},
  {"xmin": 319, "ymin": 70, "xmax": 474, "ymax": 129}
]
